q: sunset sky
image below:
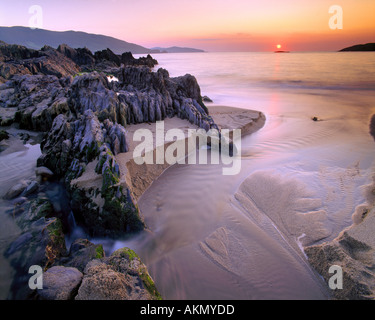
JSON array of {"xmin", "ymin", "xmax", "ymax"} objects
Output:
[{"xmin": 0, "ymin": 0, "xmax": 374, "ymax": 51}]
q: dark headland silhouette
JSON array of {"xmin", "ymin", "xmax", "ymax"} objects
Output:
[{"xmin": 339, "ymin": 43, "xmax": 375, "ymax": 52}]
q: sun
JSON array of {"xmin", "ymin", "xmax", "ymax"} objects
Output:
[{"xmin": 277, "ymin": 44, "xmax": 282, "ymax": 49}]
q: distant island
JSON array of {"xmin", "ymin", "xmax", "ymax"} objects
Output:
[
  {"xmin": 339, "ymin": 43, "xmax": 375, "ymax": 52},
  {"xmin": 0, "ymin": 26, "xmax": 203, "ymax": 54},
  {"xmin": 151, "ymin": 46, "xmax": 204, "ymax": 53}
]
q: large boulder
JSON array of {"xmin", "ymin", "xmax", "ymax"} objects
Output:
[
  {"xmin": 75, "ymin": 248, "xmax": 161, "ymax": 300},
  {"xmin": 3, "ymin": 181, "xmax": 29, "ymax": 200},
  {"xmin": 37, "ymin": 266, "xmax": 83, "ymax": 300}
]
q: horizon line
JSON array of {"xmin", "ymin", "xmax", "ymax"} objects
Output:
[{"xmin": 0, "ymin": 25, "xmax": 373, "ymax": 54}]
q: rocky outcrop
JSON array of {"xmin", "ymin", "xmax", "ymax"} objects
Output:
[
  {"xmin": 4, "ymin": 181, "xmax": 157, "ymax": 300},
  {"xmin": 94, "ymin": 48, "xmax": 122, "ymax": 68},
  {"xmin": 5, "ymin": 198, "xmax": 67, "ymax": 299},
  {"xmin": 75, "ymin": 248, "xmax": 161, "ymax": 300},
  {"xmin": 57, "ymin": 44, "xmax": 96, "ymax": 68},
  {"xmin": 121, "ymin": 52, "xmax": 158, "ymax": 68},
  {"xmin": 56, "ymin": 239, "xmax": 104, "ymax": 273},
  {"xmin": 56, "ymin": 44, "xmax": 158, "ymax": 71},
  {"xmin": 1, "ymin": 41, "xmax": 220, "ymax": 300},
  {"xmin": 0, "ymin": 41, "xmax": 158, "ymax": 84},
  {"xmin": 0, "ymin": 42, "xmax": 80, "ymax": 83},
  {"xmin": 0, "ymin": 73, "xmax": 71, "ymax": 129},
  {"xmin": 117, "ymin": 66, "xmax": 214, "ymax": 129},
  {"xmin": 0, "ymin": 41, "xmax": 40, "ymax": 61},
  {"xmin": 35, "ymin": 108, "xmax": 141, "ymax": 236},
  {"xmin": 22, "ymin": 65, "xmax": 215, "ymax": 236}
]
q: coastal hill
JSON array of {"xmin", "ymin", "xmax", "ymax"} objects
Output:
[
  {"xmin": 0, "ymin": 26, "xmax": 151, "ymax": 54},
  {"xmin": 0, "ymin": 26, "xmax": 204, "ymax": 54},
  {"xmin": 339, "ymin": 42, "xmax": 375, "ymax": 52}
]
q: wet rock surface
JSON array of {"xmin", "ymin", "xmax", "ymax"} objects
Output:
[
  {"xmin": 37, "ymin": 266, "xmax": 83, "ymax": 300},
  {"xmin": 4, "ymin": 198, "xmax": 67, "ymax": 299},
  {"xmin": 75, "ymin": 248, "xmax": 161, "ymax": 300}
]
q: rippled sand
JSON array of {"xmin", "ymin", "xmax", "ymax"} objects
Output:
[{"xmin": 122, "ymin": 91, "xmax": 375, "ymax": 300}]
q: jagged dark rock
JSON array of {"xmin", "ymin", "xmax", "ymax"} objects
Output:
[
  {"xmin": 202, "ymin": 95, "xmax": 213, "ymax": 103},
  {"xmin": 121, "ymin": 52, "xmax": 158, "ymax": 68},
  {"xmin": 0, "ymin": 42, "xmax": 222, "ymax": 301},
  {"xmin": 56, "ymin": 239, "xmax": 104, "ymax": 273},
  {"xmin": 5, "ymin": 198, "xmax": 67, "ymax": 299},
  {"xmin": 57, "ymin": 44, "xmax": 96, "ymax": 67},
  {"xmin": 0, "ymin": 42, "xmax": 80, "ymax": 83},
  {"xmin": 117, "ymin": 66, "xmax": 214, "ymax": 129},
  {"xmin": 94, "ymin": 48, "xmax": 122, "ymax": 67},
  {"xmin": 0, "ymin": 41, "xmax": 40, "ymax": 61},
  {"xmin": 0, "ymin": 74, "xmax": 71, "ymax": 130},
  {"xmin": 0, "ymin": 41, "xmax": 158, "ymax": 84},
  {"xmin": 0, "ymin": 129, "xmax": 9, "ymax": 140},
  {"xmin": 0, "ymin": 41, "xmax": 218, "ymax": 238}
]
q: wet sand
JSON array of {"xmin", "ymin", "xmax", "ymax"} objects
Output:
[
  {"xmin": 115, "ymin": 107, "xmax": 265, "ymax": 204},
  {"xmin": 122, "ymin": 92, "xmax": 375, "ymax": 300},
  {"xmin": 106, "ymin": 105, "xmax": 332, "ymax": 299},
  {"xmin": 304, "ymin": 175, "xmax": 375, "ymax": 299}
]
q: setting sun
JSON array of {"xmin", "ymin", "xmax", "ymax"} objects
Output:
[{"xmin": 277, "ymin": 44, "xmax": 282, "ymax": 49}]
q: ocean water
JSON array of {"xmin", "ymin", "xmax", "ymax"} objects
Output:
[{"xmin": 122, "ymin": 51, "xmax": 375, "ymax": 299}]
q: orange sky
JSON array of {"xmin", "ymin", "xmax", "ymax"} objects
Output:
[{"xmin": 0, "ymin": 0, "xmax": 374, "ymax": 51}]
